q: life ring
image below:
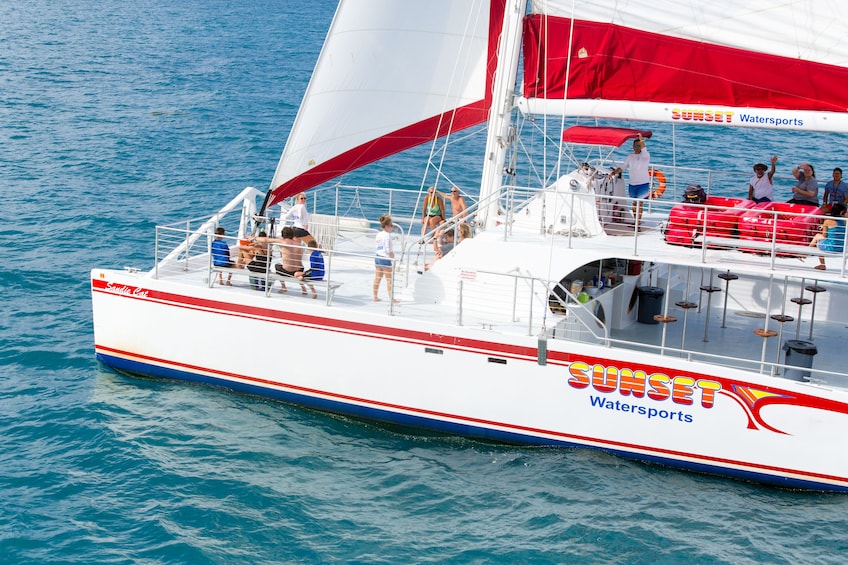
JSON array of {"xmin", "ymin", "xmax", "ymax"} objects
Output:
[{"xmin": 649, "ymin": 169, "xmax": 667, "ymax": 199}]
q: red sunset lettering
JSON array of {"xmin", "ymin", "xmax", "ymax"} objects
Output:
[{"xmin": 567, "ymin": 361, "xmax": 720, "ymax": 409}]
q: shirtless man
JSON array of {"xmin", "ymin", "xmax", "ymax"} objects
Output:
[
  {"xmin": 260, "ymin": 226, "xmax": 306, "ymax": 294},
  {"xmin": 448, "ymin": 186, "xmax": 468, "ymax": 221}
]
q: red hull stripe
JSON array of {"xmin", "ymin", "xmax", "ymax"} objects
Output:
[
  {"xmin": 91, "ymin": 277, "xmax": 542, "ymax": 362},
  {"xmin": 523, "ymin": 16, "xmax": 848, "ymax": 113},
  {"xmin": 94, "ymin": 343, "xmax": 847, "ymax": 486},
  {"xmin": 267, "ymin": 0, "xmax": 507, "ymax": 205}
]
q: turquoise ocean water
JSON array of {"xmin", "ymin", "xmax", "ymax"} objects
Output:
[{"xmin": 3, "ymin": 1, "xmax": 848, "ymax": 563}]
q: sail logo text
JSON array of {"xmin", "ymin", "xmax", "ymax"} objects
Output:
[
  {"xmin": 567, "ymin": 361, "xmax": 720, "ymax": 408},
  {"xmin": 671, "ymin": 108, "xmax": 733, "ymax": 123},
  {"xmin": 105, "ymin": 282, "xmax": 150, "ymax": 299}
]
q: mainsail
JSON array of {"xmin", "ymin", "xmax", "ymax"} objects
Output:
[{"xmin": 267, "ymin": 0, "xmax": 506, "ymax": 206}]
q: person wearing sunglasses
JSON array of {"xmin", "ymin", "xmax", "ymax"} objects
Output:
[
  {"xmin": 282, "ymin": 192, "xmax": 317, "ymax": 246},
  {"xmin": 420, "ymin": 186, "xmax": 446, "ymax": 240},
  {"xmin": 447, "ymin": 186, "xmax": 468, "ymax": 221}
]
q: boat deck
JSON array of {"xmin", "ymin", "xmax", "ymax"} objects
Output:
[{"xmin": 149, "ymin": 215, "xmax": 848, "ymax": 390}]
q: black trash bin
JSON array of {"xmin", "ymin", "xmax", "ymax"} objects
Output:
[
  {"xmin": 637, "ymin": 286, "xmax": 664, "ymax": 324},
  {"xmin": 782, "ymin": 340, "xmax": 817, "ymax": 381}
]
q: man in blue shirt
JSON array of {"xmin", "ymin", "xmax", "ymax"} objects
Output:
[
  {"xmin": 211, "ymin": 227, "xmax": 233, "ymax": 285},
  {"xmin": 823, "ymin": 167, "xmax": 848, "ymax": 209}
]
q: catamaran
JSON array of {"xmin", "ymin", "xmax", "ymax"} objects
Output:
[{"xmin": 92, "ymin": 1, "xmax": 848, "ymax": 491}]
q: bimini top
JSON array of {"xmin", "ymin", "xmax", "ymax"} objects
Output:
[{"xmin": 561, "ymin": 125, "xmax": 653, "ymax": 147}]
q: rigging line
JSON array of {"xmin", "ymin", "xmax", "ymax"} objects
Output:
[
  {"xmin": 426, "ymin": 125, "xmax": 487, "ymax": 191},
  {"xmin": 411, "ymin": 1, "xmax": 487, "ymax": 241},
  {"xmin": 514, "ymin": 119, "xmax": 546, "ymax": 190},
  {"xmin": 540, "ymin": 0, "xmax": 579, "ymax": 303}
]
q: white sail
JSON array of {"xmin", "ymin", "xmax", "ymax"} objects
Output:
[{"xmin": 268, "ymin": 0, "xmax": 501, "ymax": 205}]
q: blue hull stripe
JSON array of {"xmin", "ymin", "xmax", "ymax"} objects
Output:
[{"xmin": 96, "ymin": 352, "xmax": 847, "ymax": 493}]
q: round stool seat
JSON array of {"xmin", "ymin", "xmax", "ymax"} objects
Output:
[
  {"xmin": 653, "ymin": 314, "xmax": 677, "ymax": 323},
  {"xmin": 754, "ymin": 328, "xmax": 778, "ymax": 338},
  {"xmin": 790, "ymin": 297, "xmax": 812, "ymax": 306},
  {"xmin": 770, "ymin": 314, "xmax": 794, "ymax": 323},
  {"xmin": 675, "ymin": 301, "xmax": 698, "ymax": 309},
  {"xmin": 718, "ymin": 273, "xmax": 738, "ymax": 281},
  {"xmin": 805, "ymin": 285, "xmax": 826, "ymax": 294},
  {"xmin": 700, "ymin": 285, "xmax": 721, "ymax": 293}
]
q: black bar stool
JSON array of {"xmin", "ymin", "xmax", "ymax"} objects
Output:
[
  {"xmin": 804, "ymin": 282, "xmax": 826, "ymax": 340},
  {"xmin": 769, "ymin": 314, "xmax": 794, "ymax": 371},
  {"xmin": 700, "ymin": 283, "xmax": 721, "ymax": 342},
  {"xmin": 717, "ymin": 271, "xmax": 738, "ymax": 328}
]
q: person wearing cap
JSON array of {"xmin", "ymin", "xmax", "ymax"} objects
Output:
[
  {"xmin": 822, "ymin": 167, "xmax": 848, "ymax": 209},
  {"xmin": 787, "ymin": 163, "xmax": 819, "ymax": 206},
  {"xmin": 747, "ymin": 155, "xmax": 777, "ymax": 203}
]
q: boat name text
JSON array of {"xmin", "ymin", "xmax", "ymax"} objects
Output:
[
  {"xmin": 567, "ymin": 361, "xmax": 720, "ymax": 408},
  {"xmin": 105, "ymin": 282, "xmax": 150, "ymax": 299}
]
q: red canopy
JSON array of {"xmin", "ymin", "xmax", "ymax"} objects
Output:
[{"xmin": 561, "ymin": 126, "xmax": 653, "ymax": 147}]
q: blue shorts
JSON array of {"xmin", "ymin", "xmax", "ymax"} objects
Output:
[
  {"xmin": 375, "ymin": 257, "xmax": 392, "ymax": 268},
  {"xmin": 628, "ymin": 183, "xmax": 650, "ymax": 199}
]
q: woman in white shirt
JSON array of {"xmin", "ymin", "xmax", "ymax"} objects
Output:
[{"xmin": 283, "ymin": 192, "xmax": 316, "ymax": 245}]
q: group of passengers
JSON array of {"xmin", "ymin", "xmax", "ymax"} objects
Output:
[
  {"xmin": 213, "ymin": 186, "xmax": 476, "ymax": 302},
  {"xmin": 373, "ymin": 186, "xmax": 473, "ymax": 301},
  {"xmin": 211, "ymin": 192, "xmax": 325, "ymax": 297},
  {"xmin": 747, "ymin": 156, "xmax": 848, "ymax": 208},
  {"xmin": 606, "ymin": 135, "xmax": 848, "ymax": 270},
  {"xmin": 744, "ymin": 156, "xmax": 848, "ymax": 270}
]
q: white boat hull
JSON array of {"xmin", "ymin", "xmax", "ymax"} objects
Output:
[{"xmin": 92, "ymin": 268, "xmax": 848, "ymax": 492}]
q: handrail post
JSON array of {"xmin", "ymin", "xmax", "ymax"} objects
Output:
[
  {"xmin": 512, "ymin": 276, "xmax": 519, "ymax": 322},
  {"xmin": 457, "ymin": 279, "xmax": 464, "ymax": 326},
  {"xmin": 184, "ymin": 220, "xmax": 191, "ymax": 272},
  {"xmin": 154, "ymin": 227, "xmax": 160, "ymax": 279}
]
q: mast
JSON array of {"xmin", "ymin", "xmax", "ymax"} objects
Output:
[{"xmin": 477, "ymin": 0, "xmax": 527, "ymax": 232}]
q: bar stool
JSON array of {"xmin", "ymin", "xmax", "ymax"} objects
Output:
[
  {"xmin": 769, "ymin": 314, "xmax": 794, "ymax": 372},
  {"xmin": 675, "ymin": 300, "xmax": 698, "ymax": 353},
  {"xmin": 805, "ymin": 282, "xmax": 827, "ymax": 340},
  {"xmin": 700, "ymin": 283, "xmax": 721, "ymax": 342},
  {"xmin": 717, "ymin": 271, "xmax": 738, "ymax": 328},
  {"xmin": 790, "ymin": 278, "xmax": 812, "ymax": 340}
]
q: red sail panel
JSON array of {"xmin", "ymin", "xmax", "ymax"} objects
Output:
[
  {"xmin": 523, "ymin": 15, "xmax": 848, "ymax": 113},
  {"xmin": 271, "ymin": 105, "xmax": 489, "ymax": 201}
]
